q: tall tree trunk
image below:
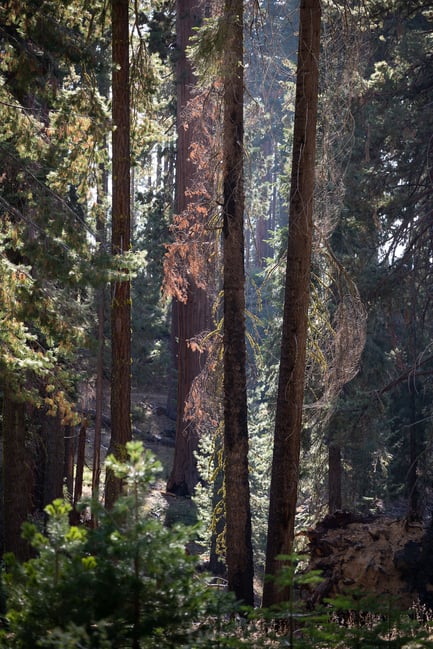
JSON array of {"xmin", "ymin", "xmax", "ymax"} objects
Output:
[
  {"xmin": 64, "ymin": 425, "xmax": 75, "ymax": 501},
  {"xmin": 208, "ymin": 437, "xmax": 226, "ymax": 576},
  {"xmin": 262, "ymin": 0, "xmax": 321, "ymax": 608},
  {"xmin": 2, "ymin": 382, "xmax": 32, "ymax": 560},
  {"xmin": 33, "ymin": 409, "xmax": 65, "ymax": 513},
  {"xmin": 166, "ymin": 0, "xmax": 211, "ymax": 496},
  {"xmin": 105, "ymin": 0, "xmax": 132, "ymax": 509},
  {"xmin": 92, "ymin": 284, "xmax": 105, "ymax": 502},
  {"xmin": 408, "ymin": 385, "xmax": 420, "ymax": 520},
  {"xmin": 407, "ymin": 271, "xmax": 421, "ymax": 521},
  {"xmin": 222, "ymin": 0, "xmax": 254, "ymax": 606},
  {"xmin": 74, "ymin": 421, "xmax": 87, "ymax": 506},
  {"xmin": 92, "ymin": 165, "xmax": 108, "ymax": 506},
  {"xmin": 168, "ymin": 291, "xmax": 209, "ymax": 495}
]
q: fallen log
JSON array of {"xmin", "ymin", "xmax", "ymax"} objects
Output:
[{"xmin": 302, "ymin": 511, "xmax": 431, "ymax": 609}]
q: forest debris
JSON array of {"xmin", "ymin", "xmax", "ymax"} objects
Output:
[{"xmin": 303, "ymin": 512, "xmax": 431, "ymax": 609}]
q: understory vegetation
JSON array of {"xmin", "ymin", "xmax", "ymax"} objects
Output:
[{"xmin": 1, "ymin": 444, "xmax": 433, "ymax": 648}]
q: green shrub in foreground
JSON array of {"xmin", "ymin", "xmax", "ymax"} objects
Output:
[
  {"xmin": 4, "ymin": 442, "xmax": 433, "ymax": 648},
  {"xmin": 256, "ymin": 555, "xmax": 433, "ymax": 649},
  {"xmin": 0, "ymin": 441, "xmax": 238, "ymax": 648}
]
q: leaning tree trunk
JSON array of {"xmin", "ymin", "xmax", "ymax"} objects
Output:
[
  {"xmin": 222, "ymin": 0, "xmax": 254, "ymax": 607},
  {"xmin": 262, "ymin": 0, "xmax": 321, "ymax": 608},
  {"xmin": 105, "ymin": 0, "xmax": 132, "ymax": 509}
]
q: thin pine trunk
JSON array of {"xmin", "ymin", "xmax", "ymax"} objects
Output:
[
  {"xmin": 74, "ymin": 422, "xmax": 87, "ymax": 506},
  {"xmin": 408, "ymin": 387, "xmax": 420, "ymax": 520},
  {"xmin": 92, "ymin": 166, "xmax": 108, "ymax": 506},
  {"xmin": 64, "ymin": 426, "xmax": 75, "ymax": 501}
]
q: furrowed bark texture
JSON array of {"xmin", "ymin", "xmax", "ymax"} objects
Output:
[
  {"xmin": 223, "ymin": 0, "xmax": 254, "ymax": 607},
  {"xmin": 262, "ymin": 0, "xmax": 321, "ymax": 608},
  {"xmin": 106, "ymin": 0, "xmax": 131, "ymax": 509},
  {"xmin": 168, "ymin": 290, "xmax": 210, "ymax": 495},
  {"xmin": 167, "ymin": 0, "xmax": 210, "ymax": 497}
]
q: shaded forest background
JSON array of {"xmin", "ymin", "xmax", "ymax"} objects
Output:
[{"xmin": 1, "ymin": 0, "xmax": 433, "ymax": 615}]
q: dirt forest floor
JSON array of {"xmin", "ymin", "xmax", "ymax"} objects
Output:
[{"xmin": 81, "ymin": 386, "xmax": 197, "ymax": 529}]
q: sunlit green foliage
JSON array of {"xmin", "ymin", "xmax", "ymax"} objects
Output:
[
  {"xmin": 2, "ymin": 445, "xmax": 433, "ymax": 647},
  {"xmin": 0, "ymin": 442, "xmax": 240, "ymax": 648},
  {"xmin": 0, "ymin": 0, "xmax": 110, "ymax": 410}
]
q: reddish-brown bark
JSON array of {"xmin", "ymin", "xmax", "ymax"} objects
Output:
[
  {"xmin": 105, "ymin": 0, "xmax": 132, "ymax": 509},
  {"xmin": 166, "ymin": 0, "xmax": 211, "ymax": 496},
  {"xmin": 222, "ymin": 0, "xmax": 254, "ymax": 607}
]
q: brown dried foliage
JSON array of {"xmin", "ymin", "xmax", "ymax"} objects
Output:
[{"xmin": 163, "ymin": 84, "xmax": 223, "ymax": 303}]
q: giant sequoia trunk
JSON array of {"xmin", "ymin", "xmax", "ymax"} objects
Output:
[
  {"xmin": 222, "ymin": 0, "xmax": 254, "ymax": 607},
  {"xmin": 105, "ymin": 0, "xmax": 132, "ymax": 509},
  {"xmin": 166, "ymin": 0, "xmax": 210, "ymax": 497},
  {"xmin": 262, "ymin": 0, "xmax": 321, "ymax": 607},
  {"xmin": 168, "ymin": 291, "xmax": 210, "ymax": 495}
]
